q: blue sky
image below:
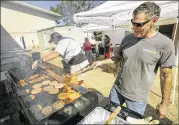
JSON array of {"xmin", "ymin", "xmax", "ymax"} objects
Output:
[{"xmin": 23, "ymin": 1, "xmax": 60, "ymax": 10}]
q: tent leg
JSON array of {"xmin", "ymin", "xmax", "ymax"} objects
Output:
[
  {"xmin": 171, "ymin": 18, "xmax": 178, "ymax": 105},
  {"xmin": 172, "ymin": 53, "xmax": 178, "ymax": 105}
]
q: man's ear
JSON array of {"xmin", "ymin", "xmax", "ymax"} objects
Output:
[
  {"xmin": 58, "ymin": 35, "xmax": 63, "ymax": 40},
  {"xmin": 153, "ymin": 16, "xmax": 159, "ymax": 23}
]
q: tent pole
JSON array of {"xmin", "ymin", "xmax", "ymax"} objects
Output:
[
  {"xmin": 112, "ymin": 26, "xmax": 114, "ymax": 46},
  {"xmin": 112, "ymin": 19, "xmax": 115, "ymax": 57},
  {"xmin": 171, "ymin": 18, "xmax": 178, "ymax": 105}
]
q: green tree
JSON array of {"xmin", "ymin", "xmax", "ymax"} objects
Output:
[{"xmin": 50, "ymin": 0, "xmax": 105, "ymax": 25}]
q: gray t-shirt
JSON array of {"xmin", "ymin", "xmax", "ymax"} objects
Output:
[{"xmin": 114, "ymin": 32, "xmax": 176, "ymax": 102}]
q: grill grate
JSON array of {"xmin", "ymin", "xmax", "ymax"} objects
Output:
[
  {"xmin": 9, "ymin": 65, "xmax": 85, "ymax": 123},
  {"xmin": 7, "ymin": 59, "xmax": 107, "ymax": 124}
]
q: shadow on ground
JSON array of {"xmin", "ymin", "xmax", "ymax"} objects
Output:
[
  {"xmin": 94, "ymin": 56, "xmax": 119, "ymax": 75},
  {"xmin": 96, "ymin": 63, "xmax": 119, "ymax": 78},
  {"xmin": 144, "ymin": 104, "xmax": 173, "ymax": 124}
]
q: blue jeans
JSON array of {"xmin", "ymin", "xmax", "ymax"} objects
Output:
[{"xmin": 109, "ymin": 85, "xmax": 147, "ymax": 116}]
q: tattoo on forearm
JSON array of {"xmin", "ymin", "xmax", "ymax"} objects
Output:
[{"xmin": 160, "ymin": 67, "xmax": 173, "ymax": 105}]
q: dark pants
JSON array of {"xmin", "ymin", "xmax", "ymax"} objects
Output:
[
  {"xmin": 105, "ymin": 46, "xmax": 109, "ymax": 54},
  {"xmin": 85, "ymin": 50, "xmax": 93, "ymax": 65},
  {"xmin": 105, "ymin": 46, "xmax": 110, "ymax": 59}
]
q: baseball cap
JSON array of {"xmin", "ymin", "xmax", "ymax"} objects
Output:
[{"xmin": 48, "ymin": 32, "xmax": 62, "ymax": 43}]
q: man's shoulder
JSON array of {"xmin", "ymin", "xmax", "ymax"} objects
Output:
[
  {"xmin": 124, "ymin": 33, "xmax": 134, "ymax": 40},
  {"xmin": 120, "ymin": 33, "xmax": 135, "ymax": 45},
  {"xmin": 156, "ymin": 32, "xmax": 174, "ymax": 47},
  {"xmin": 60, "ymin": 37, "xmax": 79, "ymax": 45},
  {"xmin": 61, "ymin": 37, "xmax": 75, "ymax": 42},
  {"xmin": 157, "ymin": 32, "xmax": 173, "ymax": 42}
]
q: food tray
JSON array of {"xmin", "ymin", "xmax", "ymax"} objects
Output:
[{"xmin": 78, "ymin": 107, "xmax": 130, "ymax": 124}]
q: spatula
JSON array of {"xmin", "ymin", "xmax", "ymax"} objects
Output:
[{"xmin": 78, "ymin": 66, "xmax": 93, "ymax": 75}]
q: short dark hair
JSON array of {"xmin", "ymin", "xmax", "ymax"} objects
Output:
[
  {"xmin": 105, "ymin": 35, "xmax": 110, "ymax": 39},
  {"xmin": 93, "ymin": 32, "xmax": 97, "ymax": 36},
  {"xmin": 133, "ymin": 2, "xmax": 161, "ymax": 19},
  {"xmin": 85, "ymin": 37, "xmax": 89, "ymax": 41},
  {"xmin": 48, "ymin": 32, "xmax": 62, "ymax": 43}
]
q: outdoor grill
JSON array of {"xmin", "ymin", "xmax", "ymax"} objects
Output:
[
  {"xmin": 0, "ymin": 51, "xmax": 110, "ymax": 124},
  {"xmin": 9, "ymin": 66, "xmax": 105, "ymax": 124},
  {"xmin": 1, "ymin": 50, "xmax": 143, "ymax": 125}
]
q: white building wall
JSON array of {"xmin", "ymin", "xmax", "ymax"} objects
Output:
[
  {"xmin": 10, "ymin": 32, "xmax": 39, "ymax": 48},
  {"xmin": 1, "ymin": 1, "xmax": 57, "ymax": 50},
  {"xmin": 38, "ymin": 26, "xmax": 110, "ymax": 49},
  {"xmin": 37, "ymin": 28, "xmax": 55, "ymax": 49},
  {"xmin": 54, "ymin": 26, "xmax": 88, "ymax": 46}
]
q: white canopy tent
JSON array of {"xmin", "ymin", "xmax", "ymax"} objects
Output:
[
  {"xmin": 81, "ymin": 23, "xmax": 132, "ymax": 32},
  {"xmin": 74, "ymin": 1, "xmax": 179, "ymax": 105},
  {"xmin": 81, "ymin": 23, "xmax": 130, "ymax": 46},
  {"xmin": 81, "ymin": 24, "xmax": 113, "ymax": 32},
  {"xmin": 74, "ymin": 1, "xmax": 178, "ymax": 27},
  {"xmin": 77, "ymin": 1, "xmax": 178, "ymax": 44}
]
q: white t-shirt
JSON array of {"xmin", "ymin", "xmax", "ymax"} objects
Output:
[
  {"xmin": 55, "ymin": 37, "xmax": 81, "ymax": 62},
  {"xmin": 55, "ymin": 37, "xmax": 89, "ymax": 73}
]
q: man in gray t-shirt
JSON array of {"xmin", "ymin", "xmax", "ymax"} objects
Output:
[
  {"xmin": 92, "ymin": 2, "xmax": 175, "ymax": 118},
  {"xmin": 114, "ymin": 32, "xmax": 175, "ymax": 102}
]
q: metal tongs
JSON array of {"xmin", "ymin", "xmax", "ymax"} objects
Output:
[
  {"xmin": 26, "ymin": 60, "xmax": 63, "ymax": 83},
  {"xmin": 25, "ymin": 59, "xmax": 44, "ymax": 82}
]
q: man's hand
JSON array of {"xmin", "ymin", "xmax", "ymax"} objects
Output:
[
  {"xmin": 32, "ymin": 60, "xmax": 39, "ymax": 69},
  {"xmin": 126, "ymin": 116, "xmax": 159, "ymax": 124},
  {"xmin": 91, "ymin": 61, "xmax": 103, "ymax": 69},
  {"xmin": 32, "ymin": 59, "xmax": 44, "ymax": 69},
  {"xmin": 158, "ymin": 67, "xmax": 173, "ymax": 119},
  {"xmin": 156, "ymin": 103, "xmax": 168, "ymax": 119}
]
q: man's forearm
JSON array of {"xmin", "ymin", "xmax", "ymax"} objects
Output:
[
  {"xmin": 42, "ymin": 52, "xmax": 60, "ymax": 62},
  {"xmin": 160, "ymin": 68, "xmax": 173, "ymax": 106}
]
